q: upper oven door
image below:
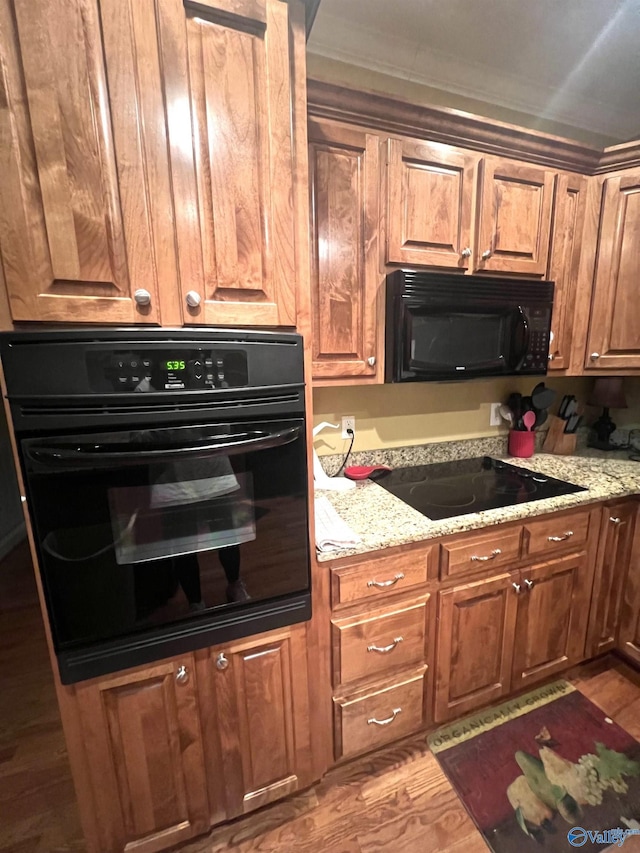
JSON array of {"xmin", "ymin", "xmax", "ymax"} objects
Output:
[
  {"xmin": 21, "ymin": 419, "xmax": 309, "ymax": 652},
  {"xmin": 397, "ymin": 304, "xmax": 530, "ymax": 381}
]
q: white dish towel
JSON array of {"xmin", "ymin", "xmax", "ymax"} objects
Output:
[{"xmin": 314, "ymin": 496, "xmax": 361, "ymax": 553}]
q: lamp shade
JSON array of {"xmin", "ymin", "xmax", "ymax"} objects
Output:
[{"xmin": 587, "ymin": 377, "xmax": 627, "ymax": 409}]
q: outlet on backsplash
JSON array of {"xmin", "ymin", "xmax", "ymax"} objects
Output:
[
  {"xmin": 341, "ymin": 416, "xmax": 355, "ymax": 439},
  {"xmin": 489, "ymin": 403, "xmax": 502, "ymax": 427}
]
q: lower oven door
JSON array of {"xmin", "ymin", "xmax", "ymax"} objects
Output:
[{"xmin": 21, "ymin": 418, "xmax": 310, "ymax": 682}]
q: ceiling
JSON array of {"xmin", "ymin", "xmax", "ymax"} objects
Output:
[{"xmin": 308, "ymin": 0, "xmax": 640, "ymax": 144}]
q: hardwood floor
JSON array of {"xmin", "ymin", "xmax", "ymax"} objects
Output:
[{"xmin": 1, "ymin": 540, "xmax": 640, "ymax": 853}]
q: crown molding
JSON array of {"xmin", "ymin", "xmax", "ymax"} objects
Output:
[{"xmin": 307, "ymin": 79, "xmax": 640, "ymax": 176}]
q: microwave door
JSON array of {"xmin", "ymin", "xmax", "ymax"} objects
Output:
[
  {"xmin": 406, "ymin": 308, "xmax": 512, "ymax": 377},
  {"xmin": 508, "ymin": 306, "xmax": 531, "ymax": 371}
]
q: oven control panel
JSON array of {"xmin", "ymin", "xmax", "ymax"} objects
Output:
[
  {"xmin": 87, "ymin": 349, "xmax": 249, "ymax": 392},
  {"xmin": 524, "ymin": 307, "xmax": 551, "ymax": 372}
]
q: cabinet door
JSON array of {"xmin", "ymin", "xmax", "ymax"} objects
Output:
[
  {"xmin": 308, "ymin": 120, "xmax": 380, "ymax": 379},
  {"xmin": 475, "ymin": 158, "xmax": 554, "ymax": 275},
  {"xmin": 0, "ymin": 0, "xmax": 176, "ymax": 324},
  {"xmin": 547, "ymin": 173, "xmax": 588, "ymax": 370},
  {"xmin": 197, "ymin": 625, "xmax": 312, "ymax": 823},
  {"xmin": 617, "ymin": 506, "xmax": 640, "ymax": 667},
  {"xmin": 386, "ymin": 138, "xmax": 476, "ymax": 269},
  {"xmin": 157, "ymin": 0, "xmax": 297, "ymax": 327},
  {"xmin": 587, "ymin": 504, "xmax": 637, "ymax": 657},
  {"xmin": 586, "ymin": 172, "xmax": 640, "ymax": 369},
  {"xmin": 435, "ymin": 573, "xmax": 518, "ymax": 723},
  {"xmin": 74, "ymin": 655, "xmax": 209, "ymax": 853},
  {"xmin": 512, "ymin": 554, "xmax": 590, "ymax": 690}
]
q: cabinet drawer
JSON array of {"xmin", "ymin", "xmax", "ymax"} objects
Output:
[
  {"xmin": 331, "ymin": 597, "xmax": 429, "ymax": 687},
  {"xmin": 440, "ymin": 527, "xmax": 521, "ymax": 578},
  {"xmin": 334, "ymin": 668, "xmax": 427, "ymax": 760},
  {"xmin": 330, "ymin": 549, "xmax": 431, "ymax": 609},
  {"xmin": 523, "ymin": 511, "xmax": 590, "ymax": 557}
]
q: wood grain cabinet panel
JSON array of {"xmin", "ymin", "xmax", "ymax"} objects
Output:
[
  {"xmin": 197, "ymin": 626, "xmax": 312, "ymax": 822},
  {"xmin": 0, "ymin": 0, "xmax": 177, "ymax": 324},
  {"xmin": 586, "ymin": 171, "xmax": 640, "ymax": 369},
  {"xmin": 588, "ymin": 503, "xmax": 637, "ymax": 657},
  {"xmin": 334, "ymin": 667, "xmax": 427, "ymax": 760},
  {"xmin": 435, "ymin": 573, "xmax": 518, "ymax": 722},
  {"xmin": 440, "ymin": 526, "xmax": 521, "ymax": 578},
  {"xmin": 511, "ymin": 554, "xmax": 590, "ymax": 690},
  {"xmin": 475, "ymin": 158, "xmax": 555, "ymax": 275},
  {"xmin": 74, "ymin": 656, "xmax": 209, "ymax": 853},
  {"xmin": 308, "ymin": 120, "xmax": 380, "ymax": 379},
  {"xmin": 385, "ymin": 138, "xmax": 476, "ymax": 269},
  {"xmin": 331, "ymin": 596, "xmax": 429, "ymax": 687},
  {"xmin": 330, "ymin": 548, "xmax": 432, "ymax": 609},
  {"xmin": 522, "ymin": 510, "xmax": 591, "ymax": 558},
  {"xmin": 618, "ymin": 511, "xmax": 640, "ymax": 667},
  {"xmin": 547, "ymin": 173, "xmax": 588, "ymax": 370},
  {"xmin": 156, "ymin": 0, "xmax": 297, "ymax": 327}
]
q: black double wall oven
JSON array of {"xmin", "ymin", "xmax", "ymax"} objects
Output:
[{"xmin": 1, "ymin": 329, "xmax": 311, "ymax": 684}]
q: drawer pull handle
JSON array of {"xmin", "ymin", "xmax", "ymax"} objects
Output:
[
  {"xmin": 524, "ymin": 578, "xmax": 534, "ymax": 590},
  {"xmin": 471, "ymin": 548, "xmax": 501, "ymax": 562},
  {"xmin": 547, "ymin": 531, "xmax": 574, "ymax": 542},
  {"xmin": 367, "ymin": 637, "xmax": 403, "ymax": 654},
  {"xmin": 610, "ymin": 516, "xmax": 623, "ymax": 525},
  {"xmin": 367, "ymin": 573, "xmax": 405, "ymax": 589},
  {"xmin": 367, "ymin": 707, "xmax": 402, "ymax": 727}
]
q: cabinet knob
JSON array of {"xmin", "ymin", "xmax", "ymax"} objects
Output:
[
  {"xmin": 186, "ymin": 290, "xmax": 202, "ymax": 308},
  {"xmin": 175, "ymin": 664, "xmax": 189, "ymax": 685},
  {"xmin": 481, "ymin": 249, "xmax": 492, "ymax": 260},
  {"xmin": 216, "ymin": 653, "xmax": 229, "ymax": 671},
  {"xmin": 460, "ymin": 247, "xmax": 472, "ymax": 258},
  {"xmin": 512, "ymin": 582, "xmax": 522, "ymax": 594},
  {"xmin": 134, "ymin": 288, "xmax": 151, "ymax": 306},
  {"xmin": 590, "ymin": 352, "xmax": 600, "ymax": 361},
  {"xmin": 548, "ymin": 353, "xmax": 554, "ymax": 361},
  {"xmin": 524, "ymin": 578, "xmax": 534, "ymax": 590},
  {"xmin": 367, "ymin": 356, "xmax": 376, "ymax": 367},
  {"xmin": 610, "ymin": 516, "xmax": 622, "ymax": 524}
]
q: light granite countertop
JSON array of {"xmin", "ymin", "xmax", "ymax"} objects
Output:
[{"xmin": 315, "ymin": 449, "xmax": 640, "ymax": 563}]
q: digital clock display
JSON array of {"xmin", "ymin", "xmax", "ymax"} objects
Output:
[{"xmin": 164, "ymin": 359, "xmax": 186, "ymax": 371}]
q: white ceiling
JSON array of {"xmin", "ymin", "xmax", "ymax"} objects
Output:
[{"xmin": 308, "ymin": 0, "xmax": 640, "ymax": 143}]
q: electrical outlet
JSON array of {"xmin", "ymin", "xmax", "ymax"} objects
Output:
[
  {"xmin": 490, "ymin": 403, "xmax": 503, "ymax": 427},
  {"xmin": 341, "ymin": 416, "xmax": 356, "ymax": 439}
]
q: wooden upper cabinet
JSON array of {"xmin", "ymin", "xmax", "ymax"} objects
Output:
[
  {"xmin": 385, "ymin": 138, "xmax": 476, "ymax": 269},
  {"xmin": 475, "ymin": 158, "xmax": 555, "ymax": 275},
  {"xmin": 0, "ymin": 0, "xmax": 178, "ymax": 325},
  {"xmin": 308, "ymin": 120, "xmax": 380, "ymax": 379},
  {"xmin": 156, "ymin": 0, "xmax": 297, "ymax": 326},
  {"xmin": 511, "ymin": 554, "xmax": 590, "ymax": 690},
  {"xmin": 435, "ymin": 572, "xmax": 518, "ymax": 723},
  {"xmin": 74, "ymin": 655, "xmax": 209, "ymax": 853},
  {"xmin": 547, "ymin": 173, "xmax": 588, "ymax": 370},
  {"xmin": 586, "ymin": 171, "xmax": 640, "ymax": 369}
]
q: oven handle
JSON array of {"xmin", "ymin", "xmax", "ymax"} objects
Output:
[
  {"xmin": 513, "ymin": 305, "xmax": 531, "ymax": 370},
  {"xmin": 26, "ymin": 425, "xmax": 302, "ymax": 468}
]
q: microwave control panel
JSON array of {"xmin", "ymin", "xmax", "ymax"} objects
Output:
[
  {"xmin": 86, "ymin": 349, "xmax": 249, "ymax": 392},
  {"xmin": 524, "ymin": 307, "xmax": 551, "ymax": 372}
]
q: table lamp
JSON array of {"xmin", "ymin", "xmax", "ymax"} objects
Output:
[{"xmin": 587, "ymin": 377, "xmax": 627, "ymax": 449}]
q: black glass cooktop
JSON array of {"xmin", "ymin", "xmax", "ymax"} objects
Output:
[{"xmin": 375, "ymin": 456, "xmax": 586, "ymax": 520}]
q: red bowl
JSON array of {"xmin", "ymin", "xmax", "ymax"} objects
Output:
[{"xmin": 344, "ymin": 465, "xmax": 392, "ymax": 481}]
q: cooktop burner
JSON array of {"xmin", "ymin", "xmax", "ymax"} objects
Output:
[{"xmin": 375, "ymin": 456, "xmax": 586, "ymax": 520}]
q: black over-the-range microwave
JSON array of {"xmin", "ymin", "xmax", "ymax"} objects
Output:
[{"xmin": 385, "ymin": 270, "xmax": 555, "ymax": 383}]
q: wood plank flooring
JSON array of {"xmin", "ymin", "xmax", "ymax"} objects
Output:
[{"xmin": 1, "ymin": 540, "xmax": 640, "ymax": 853}]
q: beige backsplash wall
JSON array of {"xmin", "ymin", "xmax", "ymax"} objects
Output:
[{"xmin": 313, "ymin": 376, "xmax": 640, "ymax": 456}]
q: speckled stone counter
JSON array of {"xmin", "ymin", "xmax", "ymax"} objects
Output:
[{"xmin": 315, "ymin": 448, "xmax": 640, "ymax": 563}]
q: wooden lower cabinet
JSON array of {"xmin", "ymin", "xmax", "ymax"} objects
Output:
[
  {"xmin": 588, "ymin": 503, "xmax": 638, "ymax": 657},
  {"xmin": 70, "ymin": 625, "xmax": 311, "ymax": 853},
  {"xmin": 434, "ymin": 572, "xmax": 518, "ymax": 722},
  {"xmin": 618, "ymin": 509, "xmax": 640, "ymax": 666},
  {"xmin": 511, "ymin": 553, "xmax": 592, "ymax": 689},
  {"xmin": 196, "ymin": 625, "xmax": 312, "ymax": 823},
  {"xmin": 73, "ymin": 653, "xmax": 210, "ymax": 853}
]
